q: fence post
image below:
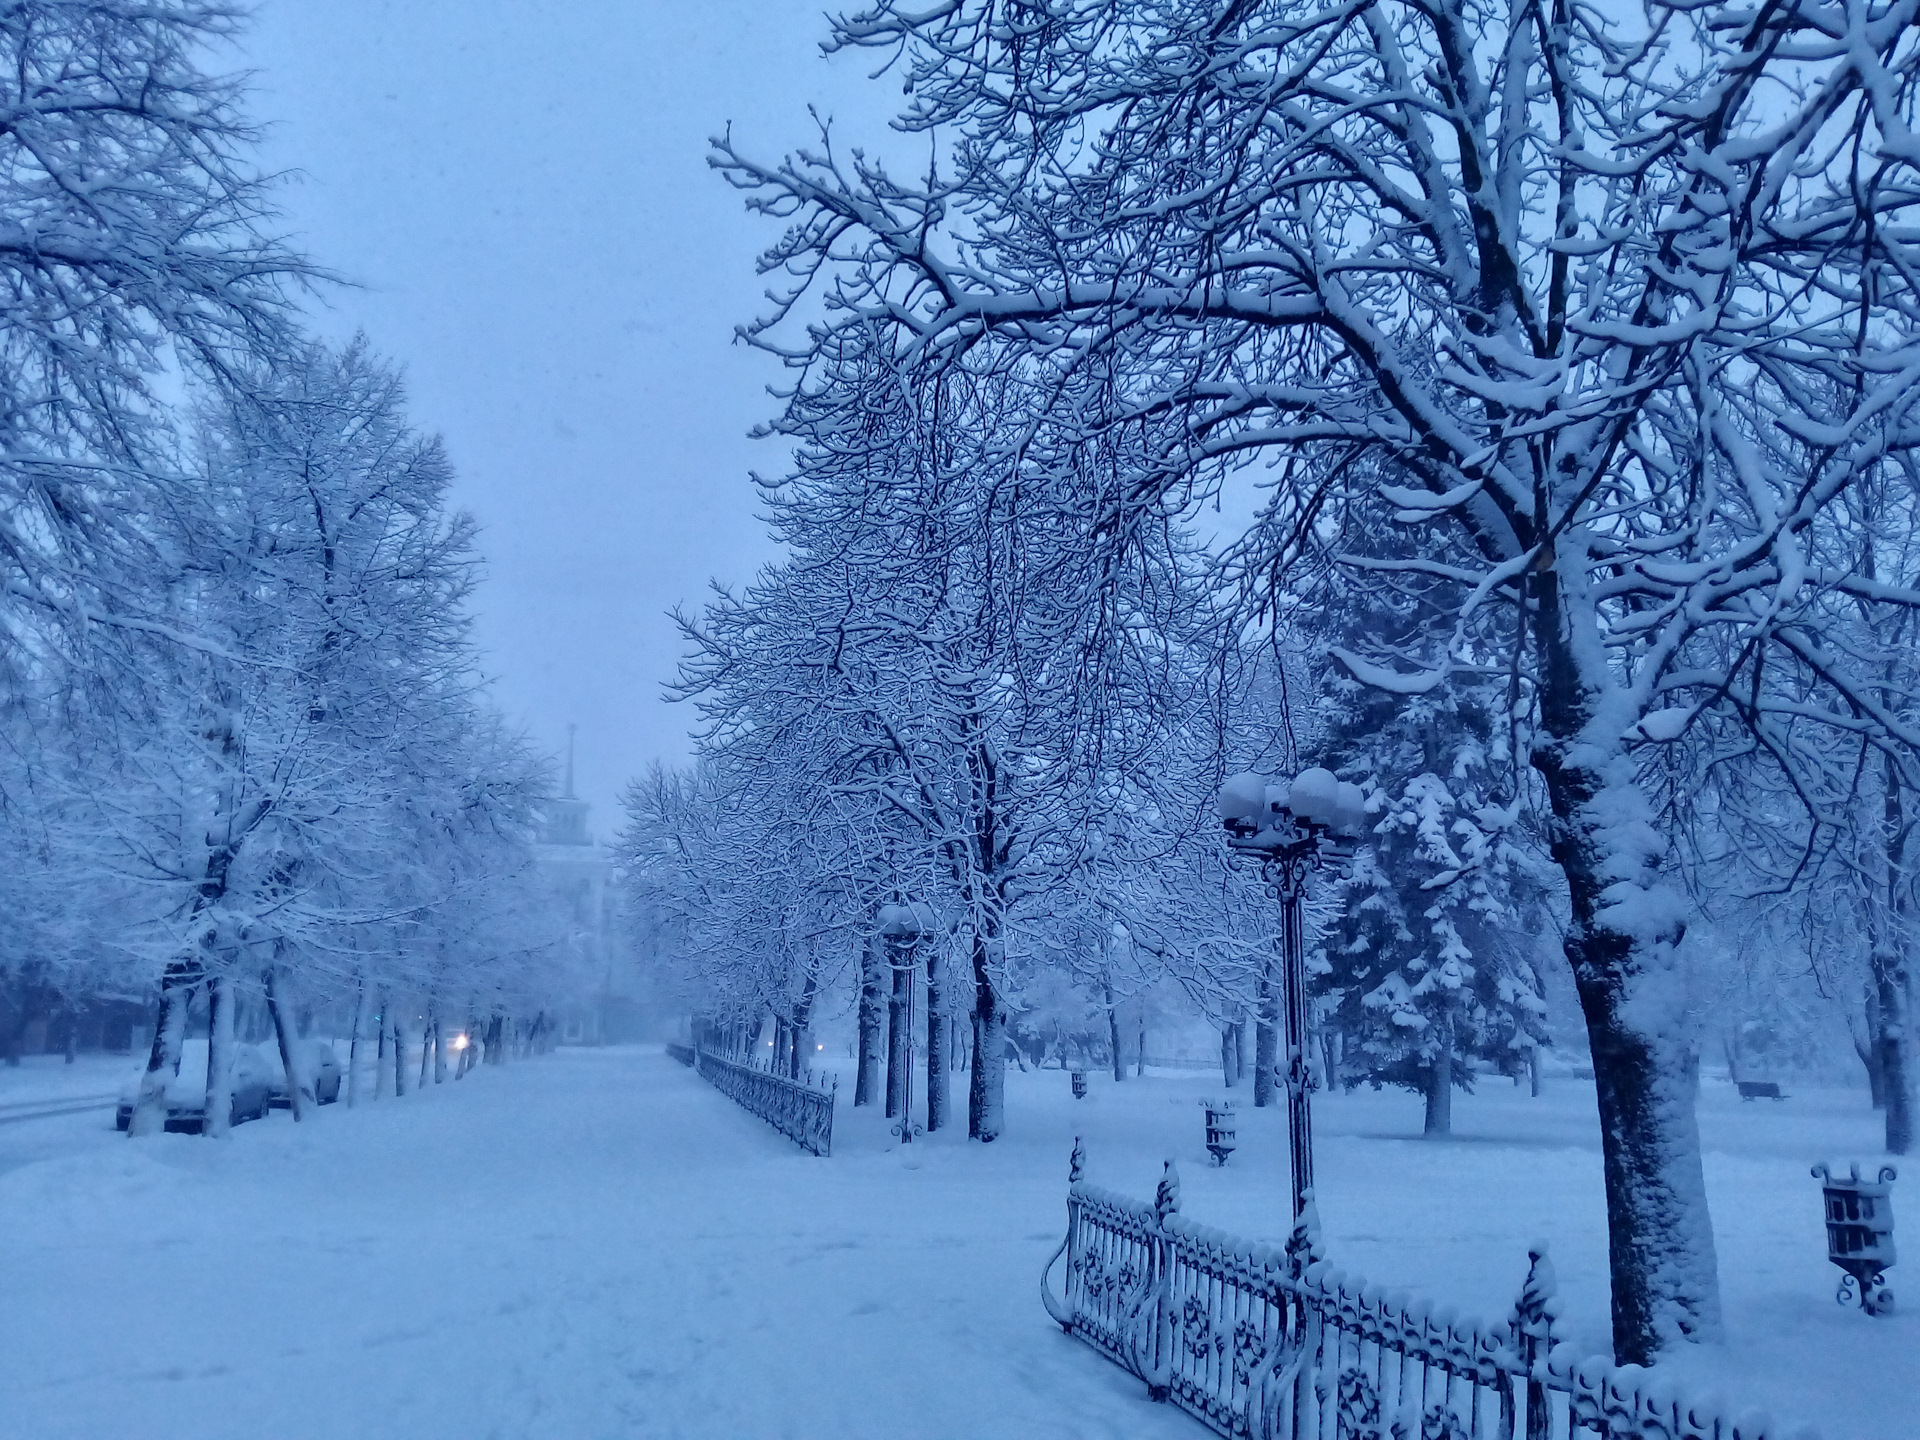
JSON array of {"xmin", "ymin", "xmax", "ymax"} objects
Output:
[
  {"xmin": 1041, "ymin": 1137, "xmax": 1083, "ymax": 1330},
  {"xmin": 1136, "ymin": 1159, "xmax": 1180, "ymax": 1401},
  {"xmin": 1509, "ymin": 1244, "xmax": 1558, "ymax": 1440}
]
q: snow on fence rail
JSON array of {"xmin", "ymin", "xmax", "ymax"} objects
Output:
[
  {"xmin": 1040, "ymin": 1143, "xmax": 1816, "ymax": 1440},
  {"xmin": 671, "ymin": 1040, "xmax": 835, "ymax": 1157}
]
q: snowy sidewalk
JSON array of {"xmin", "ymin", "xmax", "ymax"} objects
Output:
[
  {"xmin": 0, "ymin": 1046, "xmax": 1903, "ymax": 1438},
  {"xmin": 0, "ymin": 1047, "xmax": 1201, "ymax": 1440}
]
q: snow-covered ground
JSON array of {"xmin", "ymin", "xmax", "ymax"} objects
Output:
[{"xmin": 0, "ymin": 1047, "xmax": 1902, "ymax": 1438}]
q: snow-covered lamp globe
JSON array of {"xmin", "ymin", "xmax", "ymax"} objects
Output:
[
  {"xmin": 1217, "ymin": 771, "xmax": 1269, "ymax": 837},
  {"xmin": 1218, "ymin": 767, "xmax": 1368, "ymax": 846},
  {"xmin": 879, "ymin": 900, "xmax": 941, "ymax": 940},
  {"xmin": 877, "ymin": 903, "xmax": 923, "ymax": 940}
]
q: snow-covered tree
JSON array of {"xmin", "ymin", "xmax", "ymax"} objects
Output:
[
  {"xmin": 0, "ymin": 0, "xmax": 307, "ymax": 632},
  {"xmin": 1315, "ymin": 667, "xmax": 1551, "ymax": 1135},
  {"xmin": 0, "ymin": 337, "xmax": 572, "ymax": 1130},
  {"xmin": 718, "ymin": 0, "xmax": 1920, "ymax": 1360}
]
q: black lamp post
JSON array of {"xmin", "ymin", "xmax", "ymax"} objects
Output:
[
  {"xmin": 1217, "ymin": 767, "xmax": 1368, "ymax": 1222},
  {"xmin": 878, "ymin": 902, "xmax": 927, "ymax": 1143}
]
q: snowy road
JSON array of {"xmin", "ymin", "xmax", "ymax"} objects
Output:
[
  {"xmin": 0, "ymin": 1095, "xmax": 115, "ymax": 1126},
  {"xmin": 0, "ymin": 1046, "xmax": 1904, "ymax": 1438}
]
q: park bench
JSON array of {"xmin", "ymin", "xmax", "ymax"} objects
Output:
[{"xmin": 1736, "ymin": 1080, "xmax": 1787, "ymax": 1101}]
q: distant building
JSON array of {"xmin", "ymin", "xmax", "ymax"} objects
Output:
[{"xmin": 534, "ymin": 730, "xmax": 617, "ymax": 1043}]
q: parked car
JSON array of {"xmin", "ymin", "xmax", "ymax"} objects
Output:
[
  {"xmin": 267, "ymin": 1038, "xmax": 342, "ymax": 1109},
  {"xmin": 115, "ymin": 1041, "xmax": 276, "ymax": 1133}
]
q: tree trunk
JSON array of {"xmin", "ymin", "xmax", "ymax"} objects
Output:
[
  {"xmin": 1423, "ymin": 1056, "xmax": 1452, "ymax": 1138},
  {"xmin": 790, "ymin": 968, "xmax": 818, "ymax": 1081},
  {"xmin": 1873, "ymin": 759, "xmax": 1914, "ymax": 1154},
  {"xmin": 1221, "ymin": 1026, "xmax": 1237, "ymax": 1088},
  {"xmin": 1422, "ymin": 1063, "xmax": 1452, "ymax": 1136},
  {"xmin": 1532, "ymin": 570, "xmax": 1721, "ymax": 1363},
  {"xmin": 855, "ymin": 935, "xmax": 884, "ymax": 1106},
  {"xmin": 967, "ymin": 925, "xmax": 1006, "ymax": 1141},
  {"xmin": 265, "ymin": 964, "xmax": 312, "ymax": 1121},
  {"xmin": 392, "ymin": 1016, "xmax": 409, "ymax": 1098},
  {"xmin": 1870, "ymin": 943, "xmax": 1913, "ymax": 1153},
  {"xmin": 0, "ymin": 977, "xmax": 45, "ymax": 1067},
  {"xmin": 1573, "ymin": 973, "xmax": 1720, "ymax": 1360},
  {"xmin": 484, "ymin": 1013, "xmax": 504, "ymax": 1064},
  {"xmin": 885, "ymin": 953, "xmax": 907, "ymax": 1120},
  {"xmin": 1530, "ymin": 1043, "xmax": 1544, "ymax": 1098},
  {"xmin": 1254, "ymin": 967, "xmax": 1278, "ymax": 1109},
  {"xmin": 418, "ymin": 1019, "xmax": 433, "ymax": 1088},
  {"xmin": 1857, "ymin": 984, "xmax": 1887, "ymax": 1109},
  {"xmin": 1423, "ymin": 1013, "xmax": 1455, "ymax": 1137},
  {"xmin": 926, "ymin": 943, "xmax": 949, "ymax": 1132},
  {"xmin": 204, "ymin": 974, "xmax": 236, "ymax": 1139},
  {"xmin": 1103, "ymin": 980, "xmax": 1124, "ymax": 1082},
  {"xmin": 130, "ymin": 961, "xmax": 199, "ymax": 1136},
  {"xmin": 347, "ymin": 980, "xmax": 370, "ymax": 1107},
  {"xmin": 1136, "ymin": 1013, "xmax": 1146, "ymax": 1077},
  {"xmin": 374, "ymin": 1011, "xmax": 388, "ymax": 1099}
]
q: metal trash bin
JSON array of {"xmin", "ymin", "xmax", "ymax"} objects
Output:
[
  {"xmin": 1814, "ymin": 1162, "xmax": 1896, "ymax": 1314},
  {"xmin": 1203, "ymin": 1099, "xmax": 1237, "ymax": 1166}
]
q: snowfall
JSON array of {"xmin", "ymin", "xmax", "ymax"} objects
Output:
[{"xmin": 0, "ymin": 1046, "xmax": 1907, "ymax": 1440}]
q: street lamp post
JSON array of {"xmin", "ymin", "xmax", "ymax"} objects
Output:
[
  {"xmin": 1218, "ymin": 767, "xmax": 1368, "ymax": 1221},
  {"xmin": 878, "ymin": 903, "xmax": 927, "ymax": 1144}
]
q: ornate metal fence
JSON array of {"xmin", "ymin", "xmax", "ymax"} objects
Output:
[
  {"xmin": 1041, "ymin": 1143, "xmax": 1815, "ymax": 1440},
  {"xmin": 665, "ymin": 1041, "xmax": 695, "ymax": 1066},
  {"xmin": 684, "ymin": 1042, "xmax": 836, "ymax": 1157}
]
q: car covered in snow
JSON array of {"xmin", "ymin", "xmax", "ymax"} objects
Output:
[
  {"xmin": 115, "ymin": 1041, "xmax": 277, "ymax": 1133},
  {"xmin": 267, "ymin": 1038, "xmax": 343, "ymax": 1109}
]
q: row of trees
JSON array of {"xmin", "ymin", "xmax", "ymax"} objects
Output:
[
  {"xmin": 619, "ymin": 339, "xmax": 1558, "ymax": 1134},
  {"xmin": 623, "ymin": 357, "xmax": 1274, "ymax": 1141},
  {"xmin": 629, "ymin": 0, "xmax": 1920, "ymax": 1369},
  {"xmin": 0, "ymin": 4, "xmax": 589, "ymax": 1131}
]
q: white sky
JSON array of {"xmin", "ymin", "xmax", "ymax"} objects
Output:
[{"xmin": 238, "ymin": 2, "xmax": 896, "ymax": 832}]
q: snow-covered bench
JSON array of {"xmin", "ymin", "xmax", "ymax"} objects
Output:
[{"xmin": 1736, "ymin": 1079, "xmax": 1787, "ymax": 1101}]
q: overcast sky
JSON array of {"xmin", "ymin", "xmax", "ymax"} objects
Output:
[{"xmin": 237, "ymin": 2, "xmax": 895, "ymax": 834}]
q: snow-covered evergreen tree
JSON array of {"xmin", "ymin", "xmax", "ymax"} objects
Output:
[{"xmin": 1315, "ymin": 667, "xmax": 1550, "ymax": 1135}]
